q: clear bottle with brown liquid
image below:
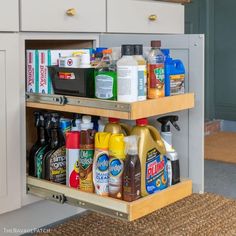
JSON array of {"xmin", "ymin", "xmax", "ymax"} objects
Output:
[{"xmin": 123, "ymin": 135, "xmax": 141, "ymax": 202}]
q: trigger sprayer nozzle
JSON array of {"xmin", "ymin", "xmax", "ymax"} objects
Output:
[{"xmin": 157, "ymin": 115, "xmax": 180, "ymax": 132}]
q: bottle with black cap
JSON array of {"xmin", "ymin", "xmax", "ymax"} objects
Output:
[
  {"xmin": 134, "ymin": 44, "xmax": 147, "ymax": 101},
  {"xmin": 157, "ymin": 115, "xmax": 180, "ymax": 186},
  {"xmin": 117, "ymin": 45, "xmax": 138, "ymax": 102}
]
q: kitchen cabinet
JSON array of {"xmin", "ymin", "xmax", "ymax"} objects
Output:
[
  {"xmin": 0, "ymin": 34, "xmax": 21, "ymax": 214},
  {"xmin": 0, "ymin": 0, "xmax": 19, "ymax": 32},
  {"xmin": 20, "ymin": 32, "xmax": 204, "ymax": 221},
  {"xmin": 0, "ymin": 0, "xmax": 204, "ymax": 223}
]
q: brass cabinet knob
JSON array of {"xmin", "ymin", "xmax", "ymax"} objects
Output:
[
  {"xmin": 148, "ymin": 14, "xmax": 157, "ymax": 21},
  {"xmin": 66, "ymin": 8, "xmax": 76, "ymax": 16}
]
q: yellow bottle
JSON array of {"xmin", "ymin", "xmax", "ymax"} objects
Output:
[
  {"xmin": 104, "ymin": 117, "xmax": 131, "ymax": 136},
  {"xmin": 108, "ymin": 134, "xmax": 126, "ymax": 199},
  {"xmin": 131, "ymin": 118, "xmax": 167, "ymax": 197},
  {"xmin": 93, "ymin": 132, "xmax": 111, "ymax": 196}
]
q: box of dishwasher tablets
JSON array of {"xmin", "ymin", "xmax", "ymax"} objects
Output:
[{"xmin": 26, "ymin": 50, "xmax": 38, "ymax": 93}]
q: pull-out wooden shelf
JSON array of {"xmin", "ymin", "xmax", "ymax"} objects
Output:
[
  {"xmin": 27, "ymin": 177, "xmax": 192, "ymax": 221},
  {"xmin": 26, "ymin": 93, "xmax": 194, "ymax": 120}
]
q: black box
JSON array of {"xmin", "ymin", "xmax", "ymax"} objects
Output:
[{"xmin": 48, "ymin": 66, "xmax": 94, "ymax": 98}]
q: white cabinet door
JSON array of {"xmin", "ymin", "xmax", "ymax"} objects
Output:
[
  {"xmin": 0, "ymin": 34, "xmax": 21, "ymax": 214},
  {"xmin": 0, "ymin": 0, "xmax": 19, "ymax": 31}
]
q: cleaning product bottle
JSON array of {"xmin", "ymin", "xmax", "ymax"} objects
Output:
[
  {"xmin": 80, "ymin": 115, "xmax": 93, "ymax": 130},
  {"xmin": 104, "ymin": 117, "xmax": 131, "ymax": 136},
  {"xmin": 95, "ymin": 49, "xmax": 117, "ymax": 100},
  {"xmin": 134, "ymin": 44, "xmax": 147, "ymax": 101},
  {"xmin": 131, "ymin": 118, "xmax": 167, "ymax": 197},
  {"xmin": 66, "ymin": 131, "xmax": 80, "ymax": 188},
  {"xmin": 43, "ymin": 113, "xmax": 66, "ymax": 184},
  {"xmin": 157, "ymin": 115, "xmax": 180, "ymax": 186},
  {"xmin": 147, "ymin": 40, "xmax": 165, "ymax": 98},
  {"xmin": 93, "ymin": 132, "xmax": 111, "ymax": 196},
  {"xmin": 34, "ymin": 113, "xmax": 52, "ymax": 179},
  {"xmin": 123, "ymin": 135, "xmax": 141, "ymax": 202},
  {"xmin": 28, "ymin": 112, "xmax": 45, "ymax": 176},
  {"xmin": 108, "ymin": 134, "xmax": 126, "ymax": 199},
  {"xmin": 98, "ymin": 117, "xmax": 108, "ymax": 132},
  {"xmin": 71, "ymin": 114, "xmax": 82, "ymax": 131},
  {"xmin": 165, "ymin": 58, "xmax": 185, "ymax": 96},
  {"xmin": 79, "ymin": 122, "xmax": 96, "ymax": 193},
  {"xmin": 117, "ymin": 45, "xmax": 138, "ymax": 102}
]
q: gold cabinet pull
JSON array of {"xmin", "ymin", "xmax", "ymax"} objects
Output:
[
  {"xmin": 148, "ymin": 14, "xmax": 157, "ymax": 21},
  {"xmin": 66, "ymin": 8, "xmax": 76, "ymax": 16}
]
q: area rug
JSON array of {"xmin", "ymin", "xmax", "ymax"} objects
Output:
[
  {"xmin": 205, "ymin": 132, "xmax": 236, "ymax": 164},
  {"xmin": 35, "ymin": 193, "xmax": 236, "ymax": 236}
]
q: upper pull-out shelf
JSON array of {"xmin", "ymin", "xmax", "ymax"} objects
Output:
[{"xmin": 26, "ymin": 93, "xmax": 194, "ymax": 120}]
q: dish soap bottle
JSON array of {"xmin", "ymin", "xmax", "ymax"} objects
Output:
[
  {"xmin": 131, "ymin": 118, "xmax": 167, "ymax": 197},
  {"xmin": 123, "ymin": 135, "xmax": 141, "ymax": 202},
  {"xmin": 94, "ymin": 49, "xmax": 117, "ymax": 100},
  {"xmin": 104, "ymin": 117, "xmax": 131, "ymax": 136},
  {"xmin": 43, "ymin": 113, "xmax": 66, "ymax": 184},
  {"xmin": 147, "ymin": 40, "xmax": 165, "ymax": 98},
  {"xmin": 157, "ymin": 115, "xmax": 180, "ymax": 186}
]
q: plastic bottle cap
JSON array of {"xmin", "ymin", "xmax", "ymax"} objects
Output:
[
  {"xmin": 121, "ymin": 45, "xmax": 135, "ymax": 56},
  {"xmin": 103, "ymin": 49, "xmax": 112, "ymax": 54},
  {"xmin": 109, "ymin": 117, "xmax": 120, "ymax": 123},
  {"xmin": 82, "ymin": 115, "xmax": 92, "ymax": 124},
  {"xmin": 151, "ymin": 40, "xmax": 161, "ymax": 48},
  {"xmin": 136, "ymin": 118, "xmax": 148, "ymax": 126},
  {"xmin": 134, "ymin": 45, "xmax": 143, "ymax": 55},
  {"xmin": 66, "ymin": 131, "xmax": 80, "ymax": 149}
]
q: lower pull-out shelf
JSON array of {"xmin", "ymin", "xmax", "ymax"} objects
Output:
[{"xmin": 27, "ymin": 177, "xmax": 192, "ymax": 221}]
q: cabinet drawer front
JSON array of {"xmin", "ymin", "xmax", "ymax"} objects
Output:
[
  {"xmin": 0, "ymin": 0, "xmax": 19, "ymax": 31},
  {"xmin": 107, "ymin": 0, "xmax": 184, "ymax": 34},
  {"xmin": 20, "ymin": 0, "xmax": 106, "ymax": 32}
]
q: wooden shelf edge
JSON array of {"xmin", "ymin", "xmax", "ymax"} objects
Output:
[
  {"xmin": 128, "ymin": 179, "xmax": 192, "ymax": 221},
  {"xmin": 157, "ymin": 0, "xmax": 191, "ymax": 4},
  {"xmin": 26, "ymin": 93, "xmax": 194, "ymax": 120},
  {"xmin": 130, "ymin": 93, "xmax": 194, "ymax": 119}
]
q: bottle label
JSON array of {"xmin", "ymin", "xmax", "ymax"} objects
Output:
[
  {"xmin": 148, "ymin": 64, "xmax": 165, "ymax": 98},
  {"xmin": 49, "ymin": 147, "xmax": 66, "ymax": 184},
  {"xmin": 79, "ymin": 149, "xmax": 94, "ymax": 192},
  {"xmin": 170, "ymin": 74, "xmax": 185, "ymax": 95},
  {"xmin": 95, "ymin": 74, "xmax": 114, "ymax": 99},
  {"xmin": 117, "ymin": 66, "xmax": 137, "ymax": 97},
  {"xmin": 109, "ymin": 158, "xmax": 124, "ymax": 199},
  {"xmin": 137, "ymin": 65, "xmax": 147, "ymax": 100},
  {"xmin": 66, "ymin": 149, "xmax": 80, "ymax": 188},
  {"xmin": 145, "ymin": 148, "xmax": 168, "ymax": 194},
  {"xmin": 36, "ymin": 145, "xmax": 48, "ymax": 179},
  {"xmin": 94, "ymin": 151, "xmax": 109, "ymax": 195}
]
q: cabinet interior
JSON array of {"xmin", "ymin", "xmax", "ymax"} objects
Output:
[{"xmin": 25, "ymin": 40, "xmax": 94, "ymax": 50}]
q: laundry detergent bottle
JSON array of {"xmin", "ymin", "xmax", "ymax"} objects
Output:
[
  {"xmin": 104, "ymin": 117, "xmax": 131, "ymax": 136},
  {"xmin": 131, "ymin": 118, "xmax": 167, "ymax": 197}
]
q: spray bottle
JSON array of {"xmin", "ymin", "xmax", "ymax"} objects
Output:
[
  {"xmin": 123, "ymin": 135, "xmax": 141, "ymax": 202},
  {"xmin": 157, "ymin": 115, "xmax": 180, "ymax": 186}
]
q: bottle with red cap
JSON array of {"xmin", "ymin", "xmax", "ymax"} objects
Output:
[
  {"xmin": 104, "ymin": 117, "xmax": 131, "ymax": 136},
  {"xmin": 131, "ymin": 118, "xmax": 167, "ymax": 197},
  {"xmin": 66, "ymin": 131, "xmax": 80, "ymax": 189}
]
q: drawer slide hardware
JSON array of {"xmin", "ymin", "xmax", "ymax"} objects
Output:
[
  {"xmin": 26, "ymin": 93, "xmax": 131, "ymax": 112},
  {"xmin": 27, "ymin": 184, "xmax": 129, "ymax": 220}
]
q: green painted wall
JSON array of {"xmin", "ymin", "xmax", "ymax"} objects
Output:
[
  {"xmin": 185, "ymin": 0, "xmax": 215, "ymax": 121},
  {"xmin": 186, "ymin": 0, "xmax": 236, "ymax": 121}
]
